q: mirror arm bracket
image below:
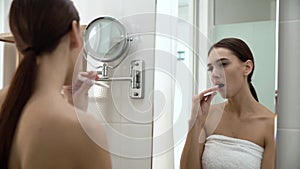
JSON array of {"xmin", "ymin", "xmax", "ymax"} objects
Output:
[{"xmin": 96, "ymin": 60, "xmax": 144, "ymax": 99}]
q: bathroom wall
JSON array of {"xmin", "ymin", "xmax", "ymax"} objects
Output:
[
  {"xmin": 214, "ymin": 0, "xmax": 276, "ymax": 25},
  {"xmin": 0, "ymin": 0, "xmax": 17, "ymax": 89},
  {"xmin": 72, "ymin": 0, "xmax": 156, "ymax": 169},
  {"xmin": 0, "ymin": 0, "xmax": 3, "ymax": 89},
  {"xmin": 214, "ymin": 21, "xmax": 276, "ymax": 112},
  {"xmin": 277, "ymin": 0, "xmax": 300, "ymax": 168}
]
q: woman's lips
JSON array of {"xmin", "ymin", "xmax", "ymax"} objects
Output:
[{"xmin": 217, "ymin": 84, "xmax": 224, "ymax": 88}]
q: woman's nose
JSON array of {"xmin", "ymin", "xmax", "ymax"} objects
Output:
[{"xmin": 210, "ymin": 68, "xmax": 221, "ymax": 79}]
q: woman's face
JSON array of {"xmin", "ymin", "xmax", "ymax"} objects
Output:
[{"xmin": 207, "ymin": 47, "xmax": 247, "ymax": 99}]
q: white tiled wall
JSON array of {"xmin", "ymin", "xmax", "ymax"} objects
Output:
[
  {"xmin": 277, "ymin": 0, "xmax": 300, "ymax": 168},
  {"xmin": 72, "ymin": 0, "xmax": 156, "ymax": 169}
]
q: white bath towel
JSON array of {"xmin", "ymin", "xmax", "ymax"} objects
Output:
[{"xmin": 202, "ymin": 134, "xmax": 264, "ymax": 169}]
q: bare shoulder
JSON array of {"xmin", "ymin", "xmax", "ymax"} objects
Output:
[
  {"xmin": 44, "ymin": 106, "xmax": 111, "ymax": 168},
  {"xmin": 258, "ymin": 103, "xmax": 275, "ymax": 116},
  {"xmin": 19, "ymin": 99, "xmax": 111, "ymax": 168},
  {"xmin": 61, "ymin": 108, "xmax": 111, "ymax": 168},
  {"xmin": 254, "ymin": 103, "xmax": 276, "ymax": 140},
  {"xmin": 255, "ymin": 103, "xmax": 276, "ymax": 125}
]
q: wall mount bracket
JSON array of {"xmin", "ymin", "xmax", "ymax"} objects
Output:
[{"xmin": 96, "ymin": 60, "xmax": 144, "ymax": 99}]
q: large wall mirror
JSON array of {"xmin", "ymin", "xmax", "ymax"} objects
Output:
[
  {"xmin": 0, "ymin": 0, "xmax": 278, "ymax": 168},
  {"xmin": 165, "ymin": 0, "xmax": 278, "ymax": 168}
]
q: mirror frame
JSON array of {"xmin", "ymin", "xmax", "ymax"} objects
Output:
[{"xmin": 84, "ymin": 16, "xmax": 130, "ymax": 62}]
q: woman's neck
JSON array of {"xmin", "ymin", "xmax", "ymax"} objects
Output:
[
  {"xmin": 226, "ymin": 85, "xmax": 258, "ymax": 116},
  {"xmin": 33, "ymin": 39, "xmax": 70, "ymax": 96}
]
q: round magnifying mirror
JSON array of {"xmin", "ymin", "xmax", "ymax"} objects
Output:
[{"xmin": 84, "ymin": 16, "xmax": 130, "ymax": 62}]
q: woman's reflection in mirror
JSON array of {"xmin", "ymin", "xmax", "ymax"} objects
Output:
[{"xmin": 180, "ymin": 38, "xmax": 276, "ymax": 169}]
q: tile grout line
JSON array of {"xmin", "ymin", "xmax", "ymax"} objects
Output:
[
  {"xmin": 279, "ymin": 19, "xmax": 300, "ymax": 24},
  {"xmin": 277, "ymin": 128, "xmax": 300, "ymax": 132}
]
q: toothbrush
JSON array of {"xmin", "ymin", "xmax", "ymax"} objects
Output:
[
  {"xmin": 203, "ymin": 84, "xmax": 224, "ymax": 97},
  {"xmin": 78, "ymin": 74, "xmax": 110, "ymax": 88}
]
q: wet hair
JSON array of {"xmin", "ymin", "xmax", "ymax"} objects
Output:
[
  {"xmin": 209, "ymin": 37, "xmax": 259, "ymax": 102},
  {"xmin": 0, "ymin": 0, "xmax": 80, "ymax": 167}
]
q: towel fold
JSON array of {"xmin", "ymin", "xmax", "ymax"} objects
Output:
[{"xmin": 202, "ymin": 134, "xmax": 264, "ymax": 169}]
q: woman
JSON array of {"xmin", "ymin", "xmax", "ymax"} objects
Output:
[
  {"xmin": 0, "ymin": 0, "xmax": 112, "ymax": 168},
  {"xmin": 180, "ymin": 38, "xmax": 276, "ymax": 169}
]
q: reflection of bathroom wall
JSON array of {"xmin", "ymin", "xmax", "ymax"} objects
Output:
[
  {"xmin": 154, "ymin": 0, "xmax": 202, "ymax": 168},
  {"xmin": 214, "ymin": 0, "xmax": 276, "ymax": 25},
  {"xmin": 213, "ymin": 0, "xmax": 277, "ymax": 112},
  {"xmin": 214, "ymin": 21, "xmax": 276, "ymax": 112}
]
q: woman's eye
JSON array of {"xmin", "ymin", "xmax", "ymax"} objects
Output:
[{"xmin": 218, "ymin": 62, "xmax": 228, "ymax": 67}]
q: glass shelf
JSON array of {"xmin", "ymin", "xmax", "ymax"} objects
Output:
[
  {"xmin": 0, "ymin": 32, "xmax": 14, "ymax": 43},
  {"xmin": 0, "ymin": 25, "xmax": 87, "ymax": 44}
]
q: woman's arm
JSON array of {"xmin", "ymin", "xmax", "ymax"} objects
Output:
[
  {"xmin": 180, "ymin": 86, "xmax": 218, "ymax": 169},
  {"xmin": 180, "ymin": 126, "xmax": 206, "ymax": 169},
  {"xmin": 261, "ymin": 115, "xmax": 276, "ymax": 169}
]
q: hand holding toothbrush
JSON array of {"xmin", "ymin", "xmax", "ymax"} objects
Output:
[
  {"xmin": 62, "ymin": 71, "xmax": 98, "ymax": 111},
  {"xmin": 189, "ymin": 84, "xmax": 223, "ymax": 142}
]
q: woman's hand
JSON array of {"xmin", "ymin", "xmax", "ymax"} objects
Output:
[
  {"xmin": 180, "ymin": 86, "xmax": 219, "ymax": 169},
  {"xmin": 62, "ymin": 71, "xmax": 98, "ymax": 111},
  {"xmin": 188, "ymin": 86, "xmax": 219, "ymax": 142}
]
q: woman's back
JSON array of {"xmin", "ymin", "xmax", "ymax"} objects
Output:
[
  {"xmin": 8, "ymin": 94, "xmax": 111, "ymax": 169},
  {"xmin": 0, "ymin": 0, "xmax": 112, "ymax": 168}
]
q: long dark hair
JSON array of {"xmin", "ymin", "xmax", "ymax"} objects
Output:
[
  {"xmin": 0, "ymin": 0, "xmax": 79, "ymax": 167},
  {"xmin": 209, "ymin": 37, "xmax": 259, "ymax": 102}
]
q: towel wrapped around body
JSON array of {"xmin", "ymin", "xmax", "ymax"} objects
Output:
[{"xmin": 202, "ymin": 134, "xmax": 264, "ymax": 169}]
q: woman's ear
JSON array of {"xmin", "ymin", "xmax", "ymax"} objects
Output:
[
  {"xmin": 69, "ymin": 20, "xmax": 82, "ymax": 48},
  {"xmin": 244, "ymin": 60, "xmax": 253, "ymax": 76}
]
